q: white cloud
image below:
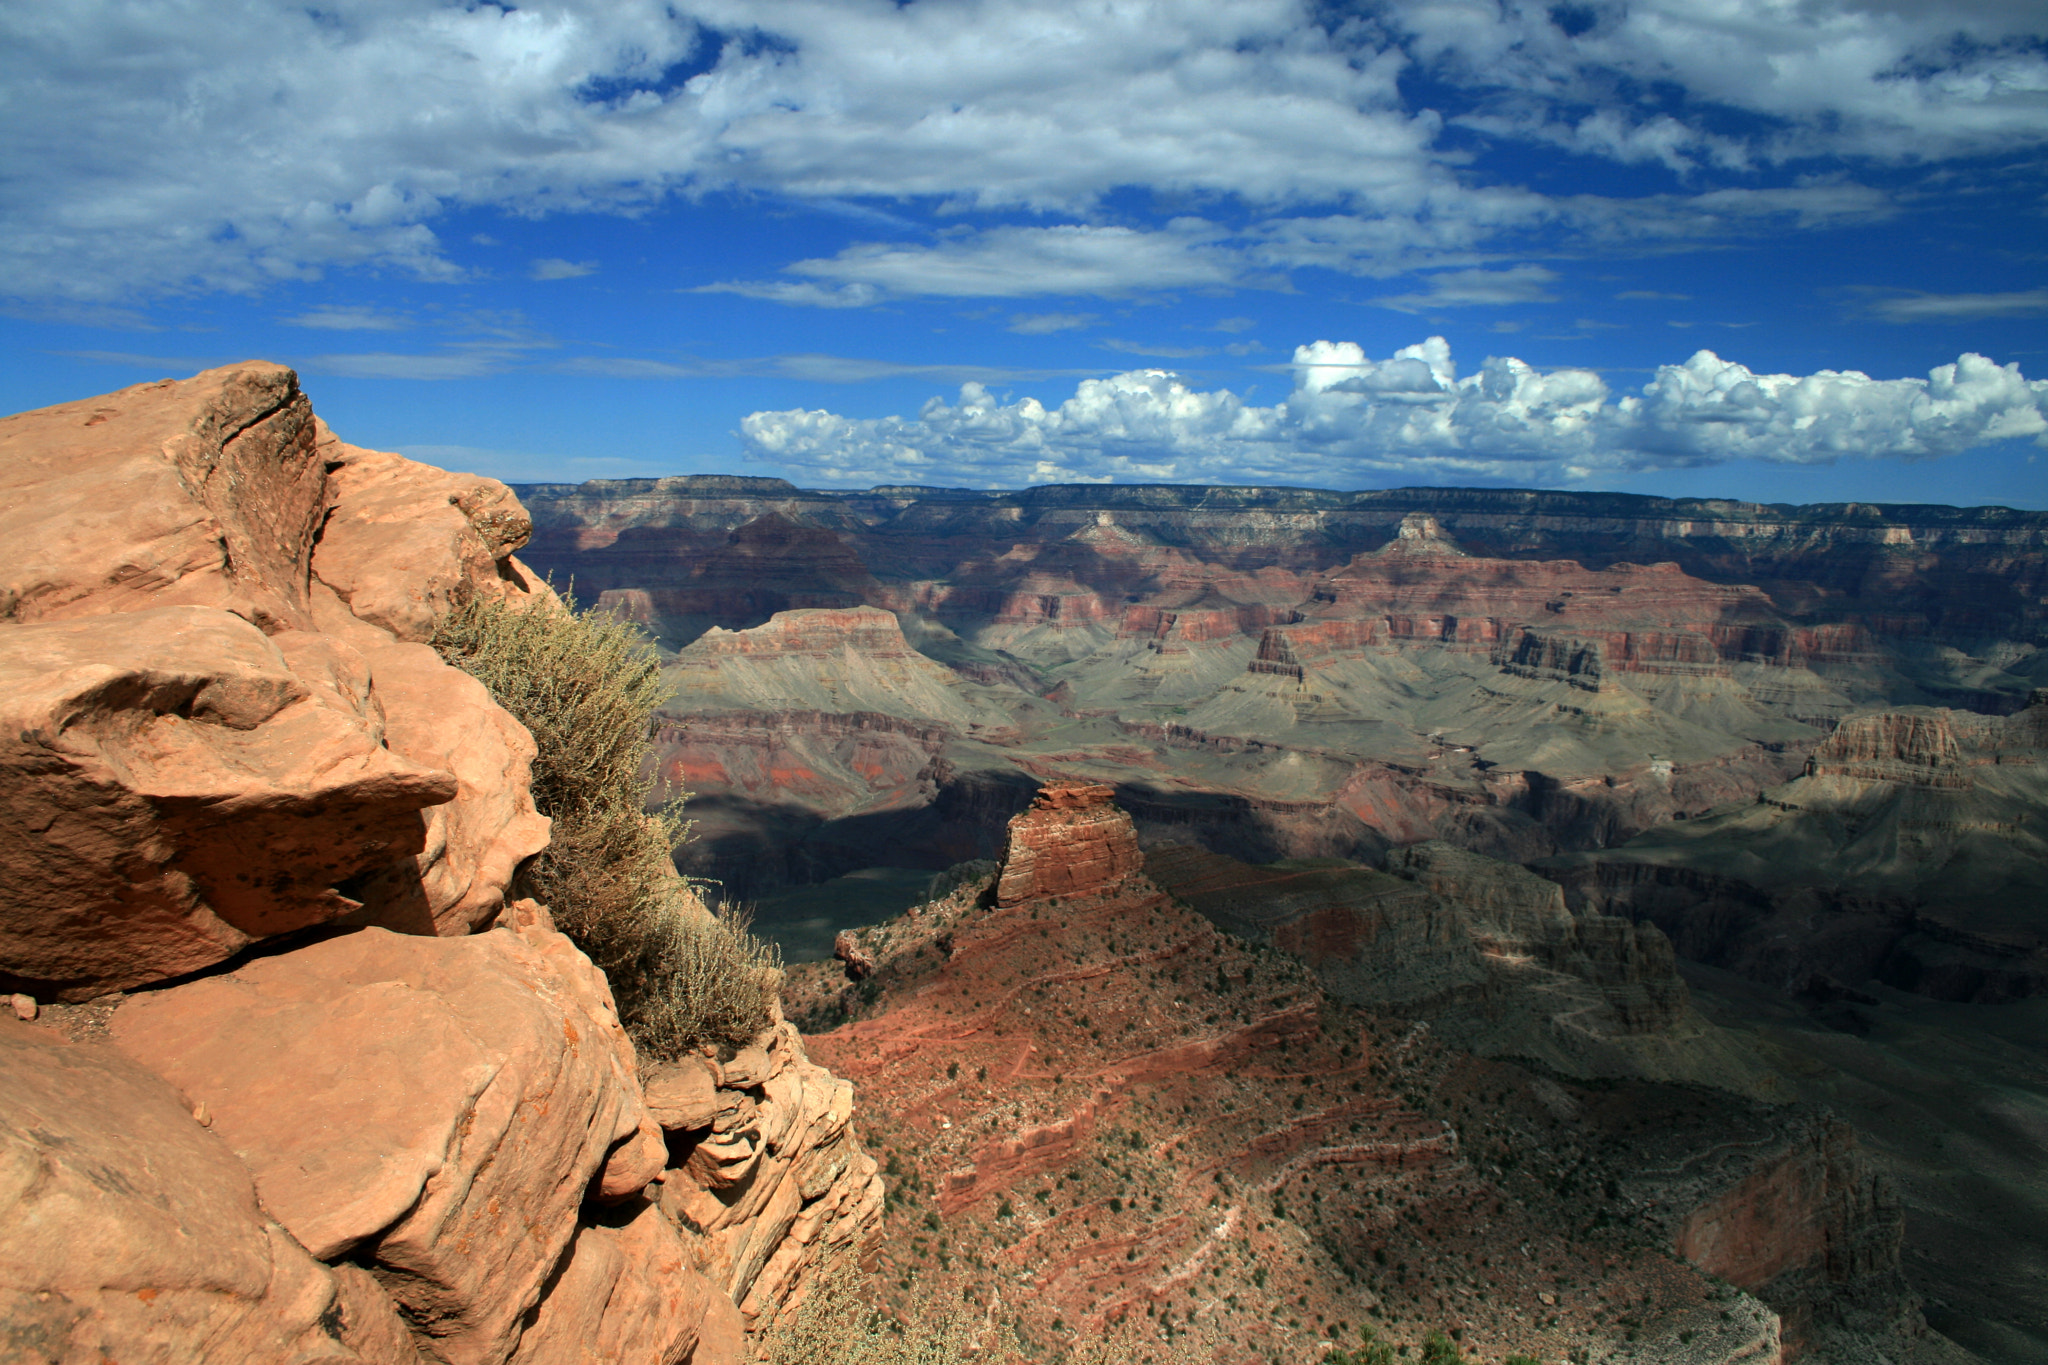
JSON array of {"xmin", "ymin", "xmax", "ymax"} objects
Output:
[
  {"xmin": 723, "ymin": 223, "xmax": 1251, "ymax": 302},
  {"xmin": 528, "ymin": 258, "xmax": 598, "ymax": 280},
  {"xmin": 694, "ymin": 280, "xmax": 883, "ymax": 308},
  {"xmin": 281, "ymin": 306, "xmax": 410, "ymax": 331},
  {"xmin": 1100, "ymin": 339, "xmax": 1216, "ymax": 358},
  {"xmin": 1009, "ymin": 312, "xmax": 1099, "ymax": 334},
  {"xmin": 6, "ymin": 0, "xmax": 2025, "ymax": 303},
  {"xmin": 1869, "ymin": 288, "xmax": 2048, "ymax": 321},
  {"xmin": 1373, "ymin": 265, "xmax": 1560, "ymax": 312},
  {"xmin": 738, "ymin": 337, "xmax": 2048, "ymax": 486}
]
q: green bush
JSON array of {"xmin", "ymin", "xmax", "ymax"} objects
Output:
[
  {"xmin": 1419, "ymin": 1330, "xmax": 1467, "ymax": 1365},
  {"xmin": 434, "ymin": 589, "xmax": 778, "ymax": 1058}
]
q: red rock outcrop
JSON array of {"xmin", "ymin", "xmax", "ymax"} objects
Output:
[
  {"xmin": 649, "ymin": 1007, "xmax": 884, "ymax": 1331},
  {"xmin": 777, "ymin": 790, "xmax": 1854, "ymax": 1364},
  {"xmin": 1, "ymin": 1015, "xmax": 415, "ymax": 1365},
  {"xmin": 1662, "ymin": 1115, "xmax": 1917, "ymax": 1358},
  {"xmin": 0, "ymin": 364, "xmax": 553, "ymax": 994},
  {"xmin": 0, "ymin": 606, "xmax": 460, "ymax": 1000},
  {"xmin": 311, "ymin": 424, "xmax": 547, "ymax": 645},
  {"xmin": 0, "ymin": 368, "xmax": 884, "ymax": 1365},
  {"xmin": 993, "ymin": 780, "xmax": 1144, "ymax": 905},
  {"xmin": 1806, "ymin": 709, "xmax": 1966, "ymax": 786},
  {"xmin": 0, "ymin": 363, "xmax": 325, "ymax": 632},
  {"xmin": 109, "ymin": 921, "xmax": 666, "ymax": 1365}
]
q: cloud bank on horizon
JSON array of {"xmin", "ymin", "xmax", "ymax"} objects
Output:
[
  {"xmin": 2, "ymin": 0, "xmax": 2045, "ymax": 497},
  {"xmin": 742, "ymin": 339, "xmax": 2048, "ymax": 487}
]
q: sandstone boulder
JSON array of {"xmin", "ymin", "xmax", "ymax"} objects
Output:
[
  {"xmin": 0, "ymin": 362, "xmax": 324, "ymax": 632},
  {"xmin": 312, "ymin": 429, "xmax": 545, "ymax": 644},
  {"xmin": 111, "ymin": 922, "xmax": 658, "ymax": 1365},
  {"xmin": 508, "ymin": 1198, "xmax": 707, "ymax": 1365},
  {"xmin": 338, "ymin": 642, "xmax": 552, "ymax": 936},
  {"xmin": 0, "ymin": 1017, "xmax": 371, "ymax": 1363},
  {"xmin": 655, "ymin": 1013, "xmax": 884, "ymax": 1326},
  {"xmin": 0, "ymin": 606, "xmax": 458, "ymax": 1000},
  {"xmin": 833, "ymin": 928, "xmax": 876, "ymax": 980}
]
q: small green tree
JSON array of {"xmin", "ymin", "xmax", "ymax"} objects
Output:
[
  {"xmin": 1420, "ymin": 1329, "xmax": 1467, "ymax": 1365},
  {"xmin": 1326, "ymin": 1324, "xmax": 1398, "ymax": 1365}
]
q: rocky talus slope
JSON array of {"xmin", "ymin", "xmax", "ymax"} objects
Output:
[
  {"xmin": 0, "ymin": 366, "xmax": 879, "ymax": 1364},
  {"xmin": 784, "ymin": 782, "xmax": 1960, "ymax": 1365}
]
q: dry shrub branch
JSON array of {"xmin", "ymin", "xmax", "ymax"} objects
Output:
[{"xmin": 434, "ymin": 589, "xmax": 778, "ymax": 1059}]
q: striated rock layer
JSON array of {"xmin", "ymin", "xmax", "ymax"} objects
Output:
[
  {"xmin": 0, "ymin": 367, "xmax": 881, "ymax": 1365},
  {"xmin": 523, "ymin": 477, "xmax": 2045, "ymax": 917},
  {"xmin": 1545, "ymin": 690, "xmax": 2048, "ymax": 1004},
  {"xmin": 782, "ymin": 784, "xmax": 1951, "ymax": 1365}
]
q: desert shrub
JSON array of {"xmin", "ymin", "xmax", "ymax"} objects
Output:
[
  {"xmin": 1419, "ymin": 1330, "xmax": 1467, "ymax": 1365},
  {"xmin": 434, "ymin": 589, "xmax": 778, "ymax": 1057},
  {"xmin": 764, "ymin": 1257, "xmax": 977, "ymax": 1365},
  {"xmin": 768, "ymin": 1258, "xmax": 1218, "ymax": 1365}
]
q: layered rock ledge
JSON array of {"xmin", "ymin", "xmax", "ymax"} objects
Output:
[{"xmin": 0, "ymin": 365, "xmax": 880, "ymax": 1364}]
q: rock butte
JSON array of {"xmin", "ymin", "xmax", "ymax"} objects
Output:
[
  {"xmin": 0, "ymin": 365, "xmax": 879, "ymax": 1365},
  {"xmin": 786, "ymin": 782, "xmax": 1956, "ymax": 1364}
]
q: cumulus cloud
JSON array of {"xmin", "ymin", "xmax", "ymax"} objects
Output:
[
  {"xmin": 738, "ymin": 338, "xmax": 2048, "ymax": 487},
  {"xmin": 4, "ymin": 0, "xmax": 2034, "ymax": 302}
]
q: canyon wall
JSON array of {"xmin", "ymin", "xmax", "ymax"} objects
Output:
[
  {"xmin": 1545, "ymin": 690, "xmax": 2048, "ymax": 1003},
  {"xmin": 0, "ymin": 368, "xmax": 879, "ymax": 1364},
  {"xmin": 509, "ymin": 476, "xmax": 2044, "ymax": 916}
]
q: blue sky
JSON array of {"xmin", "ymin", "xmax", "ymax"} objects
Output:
[{"xmin": 4, "ymin": 0, "xmax": 2047, "ymax": 506}]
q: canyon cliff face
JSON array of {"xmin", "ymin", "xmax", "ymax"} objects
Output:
[
  {"xmin": 781, "ymin": 784, "xmax": 1950, "ymax": 1365},
  {"xmin": 511, "ymin": 477, "xmax": 2042, "ymax": 918},
  {"xmin": 1545, "ymin": 690, "xmax": 2048, "ymax": 1004},
  {"xmin": 0, "ymin": 368, "xmax": 879, "ymax": 1364},
  {"xmin": 1140, "ymin": 839, "xmax": 1773, "ymax": 1094}
]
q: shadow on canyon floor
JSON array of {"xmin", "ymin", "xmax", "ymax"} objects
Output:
[
  {"xmin": 1681, "ymin": 962, "xmax": 2048, "ymax": 1364},
  {"xmin": 743, "ymin": 866, "xmax": 943, "ymax": 962}
]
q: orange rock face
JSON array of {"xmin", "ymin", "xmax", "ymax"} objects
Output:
[
  {"xmin": 0, "ymin": 366, "xmax": 553, "ymax": 999},
  {"xmin": 0, "ymin": 363, "xmax": 325, "ymax": 632},
  {"xmin": 0, "ymin": 1016, "xmax": 394, "ymax": 1364},
  {"xmin": 0, "ymin": 367, "xmax": 882, "ymax": 1365},
  {"xmin": 109, "ymin": 921, "xmax": 665, "ymax": 1365},
  {"xmin": 993, "ymin": 781, "xmax": 1144, "ymax": 906},
  {"xmin": 0, "ymin": 607, "xmax": 461, "ymax": 999}
]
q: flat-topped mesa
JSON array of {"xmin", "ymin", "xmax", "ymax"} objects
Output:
[
  {"xmin": 1375, "ymin": 510, "xmax": 1468, "ymax": 557},
  {"xmin": 684, "ymin": 604, "xmax": 911, "ymax": 658},
  {"xmin": 993, "ymin": 780, "xmax": 1144, "ymax": 906}
]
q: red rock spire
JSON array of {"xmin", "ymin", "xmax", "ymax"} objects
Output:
[{"xmin": 992, "ymin": 780, "xmax": 1144, "ymax": 906}]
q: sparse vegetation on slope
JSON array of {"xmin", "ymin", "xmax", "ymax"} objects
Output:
[{"xmin": 435, "ymin": 589, "xmax": 779, "ymax": 1057}]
